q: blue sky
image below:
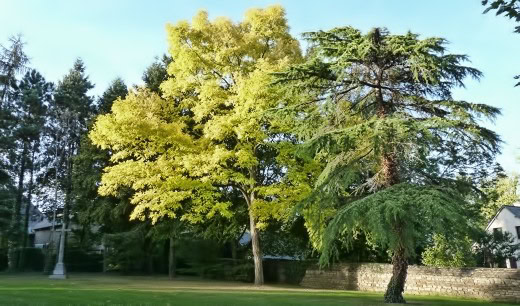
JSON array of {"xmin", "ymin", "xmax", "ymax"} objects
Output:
[{"xmin": 2, "ymin": 0, "xmax": 519, "ymax": 173}]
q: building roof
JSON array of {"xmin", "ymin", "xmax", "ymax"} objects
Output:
[
  {"xmin": 486, "ymin": 204, "xmax": 520, "ymax": 231},
  {"xmin": 505, "ymin": 206, "xmax": 520, "ymax": 218},
  {"xmin": 32, "ymin": 219, "xmax": 60, "ymax": 231}
]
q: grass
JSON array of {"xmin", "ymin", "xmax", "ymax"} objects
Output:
[{"xmin": 0, "ymin": 273, "xmax": 516, "ymax": 306}]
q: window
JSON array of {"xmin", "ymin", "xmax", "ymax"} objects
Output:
[
  {"xmin": 493, "ymin": 227, "xmax": 503, "ymax": 235},
  {"xmin": 516, "ymin": 226, "xmax": 520, "ymax": 239}
]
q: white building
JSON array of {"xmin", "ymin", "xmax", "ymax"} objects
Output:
[{"xmin": 485, "ymin": 203, "xmax": 520, "ymax": 268}]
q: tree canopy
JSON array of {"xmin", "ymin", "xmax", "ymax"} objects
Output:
[{"xmin": 277, "ymin": 26, "xmax": 501, "ymax": 303}]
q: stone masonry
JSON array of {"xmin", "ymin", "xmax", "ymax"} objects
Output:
[{"xmin": 300, "ymin": 263, "xmax": 520, "ymax": 302}]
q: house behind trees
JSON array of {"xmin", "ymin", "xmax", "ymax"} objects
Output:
[{"xmin": 486, "ymin": 203, "xmax": 520, "ymax": 268}]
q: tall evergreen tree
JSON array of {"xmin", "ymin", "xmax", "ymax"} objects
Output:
[
  {"xmin": 0, "ymin": 35, "xmax": 29, "ymax": 106},
  {"xmin": 72, "ymin": 78, "xmax": 128, "ymax": 248},
  {"xmin": 278, "ymin": 27, "xmax": 501, "ymax": 303},
  {"xmin": 0, "ymin": 35, "xmax": 29, "ymax": 208},
  {"xmin": 46, "ymin": 58, "xmax": 94, "ymax": 272},
  {"xmin": 11, "ymin": 69, "xmax": 52, "ymax": 270},
  {"xmin": 141, "ymin": 55, "xmax": 171, "ymax": 95},
  {"xmin": 0, "ymin": 35, "xmax": 30, "ymax": 270},
  {"xmin": 97, "ymin": 78, "xmax": 128, "ymax": 115}
]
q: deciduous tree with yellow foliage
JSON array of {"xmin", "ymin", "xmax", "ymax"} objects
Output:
[{"xmin": 90, "ymin": 6, "xmax": 316, "ymax": 285}]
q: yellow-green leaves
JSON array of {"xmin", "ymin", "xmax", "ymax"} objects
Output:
[
  {"xmin": 90, "ymin": 89, "xmax": 230, "ymax": 224},
  {"xmin": 90, "ymin": 6, "xmax": 314, "ymax": 235},
  {"xmin": 160, "ymin": 6, "xmax": 308, "ymax": 226}
]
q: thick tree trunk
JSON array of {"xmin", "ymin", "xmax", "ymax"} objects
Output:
[
  {"xmin": 377, "ymin": 83, "xmax": 406, "ymax": 303},
  {"xmin": 375, "ymin": 81, "xmax": 399, "ymax": 189},
  {"xmin": 384, "ymin": 246, "xmax": 408, "ymax": 304},
  {"xmin": 242, "ymin": 165, "xmax": 263, "ymax": 285},
  {"xmin": 382, "ymin": 152, "xmax": 398, "ymax": 187},
  {"xmin": 168, "ymin": 236, "xmax": 176, "ymax": 280},
  {"xmin": 8, "ymin": 142, "xmax": 27, "ymax": 271},
  {"xmin": 248, "ymin": 199, "xmax": 264, "ymax": 286}
]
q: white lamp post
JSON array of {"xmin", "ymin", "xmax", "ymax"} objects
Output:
[{"xmin": 49, "ymin": 220, "xmax": 67, "ymax": 279}]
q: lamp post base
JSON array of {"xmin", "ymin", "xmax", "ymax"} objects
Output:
[{"xmin": 49, "ymin": 263, "xmax": 67, "ymax": 279}]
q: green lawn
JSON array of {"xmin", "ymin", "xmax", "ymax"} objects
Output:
[{"xmin": 0, "ymin": 273, "xmax": 516, "ymax": 306}]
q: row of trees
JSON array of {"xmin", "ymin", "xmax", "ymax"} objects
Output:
[
  {"xmin": 0, "ymin": 32, "xmax": 100, "ymax": 270},
  {"xmin": 87, "ymin": 5, "xmax": 517, "ymax": 304},
  {"xmin": 0, "ymin": 35, "xmax": 170, "ymax": 273},
  {"xmin": 1, "ymin": 2, "xmax": 518, "ymax": 304},
  {"xmin": 0, "ymin": 37, "xmax": 258, "ymax": 278}
]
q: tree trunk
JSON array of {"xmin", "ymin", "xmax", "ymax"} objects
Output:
[
  {"xmin": 168, "ymin": 236, "xmax": 176, "ymax": 280},
  {"xmin": 381, "ymin": 152, "xmax": 399, "ymax": 187},
  {"xmin": 242, "ymin": 164, "xmax": 263, "ymax": 286},
  {"xmin": 8, "ymin": 142, "xmax": 27, "ymax": 271},
  {"xmin": 248, "ymin": 196, "xmax": 264, "ymax": 286},
  {"xmin": 231, "ymin": 240, "xmax": 237, "ymax": 261},
  {"xmin": 43, "ymin": 247, "xmax": 55, "ymax": 274},
  {"xmin": 103, "ymin": 246, "xmax": 108, "ymax": 273},
  {"xmin": 19, "ymin": 148, "xmax": 35, "ymax": 270},
  {"xmin": 144, "ymin": 236, "xmax": 154, "ymax": 274},
  {"xmin": 384, "ymin": 246, "xmax": 408, "ymax": 304},
  {"xmin": 147, "ymin": 252, "xmax": 154, "ymax": 274}
]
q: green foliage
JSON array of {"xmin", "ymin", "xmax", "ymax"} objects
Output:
[
  {"xmin": 97, "ymin": 78, "xmax": 128, "ymax": 114},
  {"xmin": 260, "ymin": 219, "xmax": 312, "ymax": 259},
  {"xmin": 0, "ymin": 35, "xmax": 29, "ymax": 106},
  {"xmin": 158, "ymin": 5, "xmax": 312, "ymax": 227},
  {"xmin": 319, "ymin": 184, "xmax": 474, "ymax": 267},
  {"xmin": 480, "ymin": 173, "xmax": 519, "ymax": 221},
  {"xmin": 89, "ymin": 7, "xmax": 320, "ymax": 284},
  {"xmin": 483, "ymin": 0, "xmax": 520, "ymax": 33},
  {"xmin": 278, "ymin": 27, "xmax": 501, "ymax": 260},
  {"xmin": 72, "ymin": 78, "xmax": 129, "ymax": 234},
  {"xmin": 475, "ymin": 230, "xmax": 520, "ymax": 267},
  {"xmin": 104, "ymin": 227, "xmax": 147, "ymax": 273},
  {"xmin": 89, "ymin": 8, "xmax": 316, "ymax": 286},
  {"xmin": 0, "ymin": 35, "xmax": 30, "ymax": 246},
  {"xmin": 0, "ymin": 188, "xmax": 13, "ymax": 236},
  {"xmin": 9, "ymin": 247, "xmax": 44, "ymax": 271},
  {"xmin": 422, "ymin": 234, "xmax": 476, "ymax": 268},
  {"xmin": 64, "ymin": 246, "xmax": 103, "ymax": 272},
  {"xmin": 54, "ymin": 58, "xmax": 94, "ymax": 119},
  {"xmin": 48, "ymin": 57, "xmax": 95, "ymax": 196},
  {"xmin": 263, "ymin": 259, "xmax": 312, "ymax": 284},
  {"xmin": 191, "ymin": 188, "xmax": 249, "ymax": 249},
  {"xmin": 142, "ymin": 55, "xmax": 171, "ymax": 95}
]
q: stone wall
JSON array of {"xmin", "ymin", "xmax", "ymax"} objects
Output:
[{"xmin": 300, "ymin": 263, "xmax": 520, "ymax": 302}]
